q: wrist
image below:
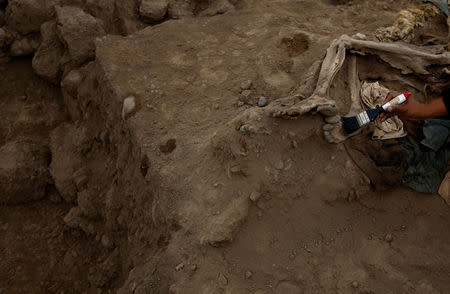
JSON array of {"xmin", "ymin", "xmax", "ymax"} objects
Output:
[{"xmin": 425, "ymin": 97, "xmax": 448, "ymax": 119}]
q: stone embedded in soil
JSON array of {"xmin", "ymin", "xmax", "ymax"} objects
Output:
[
  {"xmin": 240, "ymin": 89, "xmax": 252, "ymax": 103},
  {"xmin": 32, "ymin": 20, "xmax": 64, "ymax": 83},
  {"xmin": 351, "ymin": 281, "xmax": 359, "ymax": 288},
  {"xmin": 122, "ymin": 96, "xmax": 136, "ymax": 119},
  {"xmin": 175, "ymin": 263, "xmax": 184, "ymax": 271},
  {"xmin": 6, "ymin": 0, "xmax": 58, "ymax": 35},
  {"xmin": 55, "ymin": 6, "xmax": 106, "ymax": 66},
  {"xmin": 10, "ymin": 37, "xmax": 37, "ymax": 56},
  {"xmin": 258, "ymin": 96, "xmax": 268, "ymax": 107},
  {"xmin": 230, "ymin": 165, "xmax": 242, "ymax": 174},
  {"xmin": 218, "ymin": 273, "xmax": 228, "ymax": 286},
  {"xmin": 240, "ymin": 80, "xmax": 252, "ymax": 90},
  {"xmin": 199, "ymin": 0, "xmax": 234, "ymax": 17},
  {"xmin": 245, "ymin": 270, "xmax": 252, "ymax": 279},
  {"xmin": 101, "ymin": 235, "xmax": 113, "ymax": 248},
  {"xmin": 384, "ymin": 233, "xmax": 394, "ymax": 243},
  {"xmin": 249, "ymin": 191, "xmax": 261, "ymax": 202},
  {"xmin": 139, "ymin": 0, "xmax": 169, "ymax": 23}
]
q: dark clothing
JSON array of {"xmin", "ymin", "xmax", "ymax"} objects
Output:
[{"xmin": 397, "ymin": 119, "xmax": 450, "ymax": 193}]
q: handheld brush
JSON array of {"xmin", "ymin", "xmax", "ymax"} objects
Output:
[{"xmin": 342, "ymin": 93, "xmax": 410, "ymax": 134}]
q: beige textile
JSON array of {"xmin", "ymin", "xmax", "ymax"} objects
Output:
[
  {"xmin": 438, "ymin": 171, "xmax": 450, "ymax": 205},
  {"xmin": 360, "ymin": 81, "xmax": 407, "ymax": 140}
]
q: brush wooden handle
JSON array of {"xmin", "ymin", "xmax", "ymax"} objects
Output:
[{"xmin": 382, "ymin": 93, "xmax": 410, "ymax": 110}]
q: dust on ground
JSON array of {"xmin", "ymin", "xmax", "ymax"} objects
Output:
[{"xmin": 0, "ymin": 0, "xmax": 449, "ymax": 293}]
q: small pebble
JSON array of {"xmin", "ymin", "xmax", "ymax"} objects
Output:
[
  {"xmin": 291, "ymin": 140, "xmax": 298, "ymax": 148},
  {"xmin": 101, "ymin": 235, "xmax": 113, "ymax": 248},
  {"xmin": 240, "ymin": 80, "xmax": 252, "ymax": 90},
  {"xmin": 249, "ymin": 191, "xmax": 261, "ymax": 202},
  {"xmin": 240, "ymin": 90, "xmax": 252, "ymax": 102},
  {"xmin": 175, "ymin": 263, "xmax": 184, "ymax": 271},
  {"xmin": 230, "ymin": 165, "xmax": 241, "ymax": 174},
  {"xmin": 351, "ymin": 281, "xmax": 359, "ymax": 288},
  {"xmin": 245, "ymin": 270, "xmax": 252, "ymax": 279},
  {"xmin": 122, "ymin": 96, "xmax": 136, "ymax": 119},
  {"xmin": 384, "ymin": 233, "xmax": 393, "ymax": 243},
  {"xmin": 218, "ymin": 273, "xmax": 228, "ymax": 286},
  {"xmin": 257, "ymin": 97, "xmax": 268, "ymax": 107}
]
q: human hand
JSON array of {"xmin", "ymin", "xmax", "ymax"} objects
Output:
[{"xmin": 379, "ymin": 92, "xmax": 427, "ymax": 122}]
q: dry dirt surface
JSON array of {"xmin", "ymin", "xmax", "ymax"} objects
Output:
[{"xmin": 1, "ymin": 0, "xmax": 450, "ymax": 293}]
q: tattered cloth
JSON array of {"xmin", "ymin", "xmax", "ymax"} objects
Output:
[{"xmin": 360, "ymin": 81, "xmax": 407, "ymax": 140}]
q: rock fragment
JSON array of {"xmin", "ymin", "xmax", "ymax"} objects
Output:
[
  {"xmin": 384, "ymin": 233, "xmax": 394, "ymax": 243},
  {"xmin": 240, "ymin": 90, "xmax": 252, "ymax": 103},
  {"xmin": 32, "ymin": 20, "xmax": 64, "ymax": 83},
  {"xmin": 5, "ymin": 0, "xmax": 57, "ymax": 34},
  {"xmin": 218, "ymin": 273, "xmax": 228, "ymax": 286},
  {"xmin": 55, "ymin": 6, "xmax": 106, "ymax": 65},
  {"xmin": 10, "ymin": 37, "xmax": 38, "ymax": 56},
  {"xmin": 249, "ymin": 191, "xmax": 261, "ymax": 202},
  {"xmin": 240, "ymin": 80, "xmax": 252, "ymax": 90},
  {"xmin": 175, "ymin": 263, "xmax": 184, "ymax": 271},
  {"xmin": 258, "ymin": 97, "xmax": 268, "ymax": 107},
  {"xmin": 122, "ymin": 96, "xmax": 136, "ymax": 119},
  {"xmin": 245, "ymin": 270, "xmax": 252, "ymax": 279},
  {"xmin": 139, "ymin": 0, "xmax": 169, "ymax": 23}
]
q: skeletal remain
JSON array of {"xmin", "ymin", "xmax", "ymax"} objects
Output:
[
  {"xmin": 234, "ymin": 34, "xmax": 450, "ymax": 143},
  {"xmin": 271, "ymin": 35, "xmax": 450, "ymax": 142}
]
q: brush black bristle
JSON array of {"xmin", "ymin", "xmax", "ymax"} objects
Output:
[
  {"xmin": 366, "ymin": 107, "xmax": 384, "ymax": 121},
  {"xmin": 342, "ymin": 116, "xmax": 360, "ymax": 134},
  {"xmin": 342, "ymin": 107, "xmax": 384, "ymax": 134}
]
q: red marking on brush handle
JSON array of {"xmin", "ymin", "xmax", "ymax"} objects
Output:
[{"xmin": 382, "ymin": 93, "xmax": 410, "ymax": 111}]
